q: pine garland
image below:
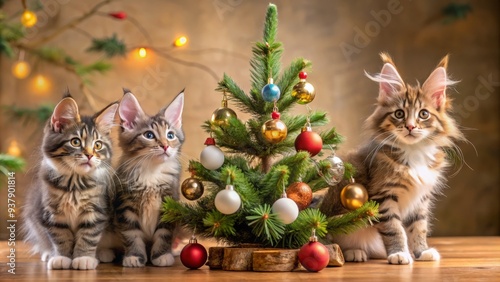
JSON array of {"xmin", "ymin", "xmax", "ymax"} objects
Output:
[{"xmin": 162, "ymin": 3, "xmax": 378, "ymax": 248}]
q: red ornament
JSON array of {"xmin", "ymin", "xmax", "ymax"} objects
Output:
[
  {"xmin": 295, "ymin": 127, "xmax": 323, "ymax": 156},
  {"xmin": 109, "ymin": 11, "xmax": 127, "ymax": 20},
  {"xmin": 180, "ymin": 237, "xmax": 208, "ymax": 269},
  {"xmin": 298, "ymin": 231, "xmax": 329, "ymax": 272},
  {"xmin": 271, "ymin": 111, "xmax": 280, "ymax": 119},
  {"xmin": 299, "ymin": 71, "xmax": 308, "ymax": 79}
]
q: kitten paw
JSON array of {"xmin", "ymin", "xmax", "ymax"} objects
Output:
[
  {"xmin": 151, "ymin": 253, "xmax": 175, "ymax": 267},
  {"xmin": 123, "ymin": 256, "xmax": 146, "ymax": 267},
  {"xmin": 47, "ymin": 256, "xmax": 72, "ymax": 270},
  {"xmin": 416, "ymin": 248, "xmax": 440, "ymax": 261},
  {"xmin": 387, "ymin": 251, "xmax": 413, "ymax": 265},
  {"xmin": 97, "ymin": 248, "xmax": 115, "ymax": 263},
  {"xmin": 41, "ymin": 251, "xmax": 51, "ymax": 262},
  {"xmin": 344, "ymin": 249, "xmax": 368, "ymax": 262},
  {"xmin": 72, "ymin": 256, "xmax": 99, "ymax": 270}
]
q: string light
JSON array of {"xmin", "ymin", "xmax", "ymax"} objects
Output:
[
  {"xmin": 33, "ymin": 74, "xmax": 50, "ymax": 93},
  {"xmin": 12, "ymin": 51, "xmax": 31, "ymax": 79},
  {"xmin": 7, "ymin": 140, "xmax": 21, "ymax": 157},
  {"xmin": 174, "ymin": 36, "xmax": 188, "ymax": 47},
  {"xmin": 21, "ymin": 10, "xmax": 37, "ymax": 27},
  {"xmin": 137, "ymin": 47, "xmax": 147, "ymax": 58}
]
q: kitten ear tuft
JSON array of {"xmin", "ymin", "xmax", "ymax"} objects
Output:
[
  {"xmin": 51, "ymin": 97, "xmax": 80, "ymax": 133},
  {"xmin": 366, "ymin": 62, "xmax": 405, "ymax": 103},
  {"xmin": 163, "ymin": 91, "xmax": 184, "ymax": 128},
  {"xmin": 119, "ymin": 92, "xmax": 145, "ymax": 130},
  {"xmin": 422, "ymin": 67, "xmax": 455, "ymax": 110},
  {"xmin": 63, "ymin": 87, "xmax": 72, "ymax": 98},
  {"xmin": 122, "ymin": 87, "xmax": 131, "ymax": 95},
  {"xmin": 437, "ymin": 54, "xmax": 449, "ymax": 70},
  {"xmin": 95, "ymin": 103, "xmax": 118, "ymax": 134}
]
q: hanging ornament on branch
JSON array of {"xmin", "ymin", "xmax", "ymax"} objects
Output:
[
  {"xmin": 262, "ymin": 108, "xmax": 287, "ymax": 144},
  {"xmin": 295, "ymin": 117, "xmax": 323, "ymax": 156},
  {"xmin": 292, "ymin": 71, "xmax": 315, "ymax": 104},
  {"xmin": 211, "ymin": 92, "xmax": 237, "ymax": 127},
  {"xmin": 285, "ymin": 181, "xmax": 313, "ymax": 210},
  {"xmin": 180, "ymin": 235, "xmax": 208, "ymax": 269},
  {"xmin": 215, "ymin": 184, "xmax": 241, "ymax": 215},
  {"xmin": 340, "ymin": 177, "xmax": 368, "ymax": 210},
  {"xmin": 200, "ymin": 137, "xmax": 224, "ymax": 170},
  {"xmin": 298, "ymin": 229, "xmax": 329, "ymax": 272},
  {"xmin": 261, "ymin": 77, "xmax": 281, "ymax": 102},
  {"xmin": 322, "ymin": 152, "xmax": 345, "ymax": 186},
  {"xmin": 272, "ymin": 184, "xmax": 299, "ymax": 224},
  {"xmin": 181, "ymin": 171, "xmax": 204, "ymax": 201}
]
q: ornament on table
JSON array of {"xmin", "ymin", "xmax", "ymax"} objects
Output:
[
  {"xmin": 298, "ymin": 229, "xmax": 330, "ymax": 272},
  {"xmin": 295, "ymin": 118, "xmax": 323, "ymax": 156},
  {"xmin": 211, "ymin": 92, "xmax": 237, "ymax": 127},
  {"xmin": 262, "ymin": 109, "xmax": 287, "ymax": 144},
  {"xmin": 340, "ymin": 177, "xmax": 369, "ymax": 210},
  {"xmin": 261, "ymin": 77, "xmax": 281, "ymax": 102},
  {"xmin": 292, "ymin": 71, "xmax": 315, "ymax": 104},
  {"xmin": 322, "ymin": 152, "xmax": 345, "ymax": 185},
  {"xmin": 214, "ymin": 184, "xmax": 241, "ymax": 215},
  {"xmin": 181, "ymin": 172, "xmax": 204, "ymax": 201},
  {"xmin": 200, "ymin": 137, "xmax": 224, "ymax": 170},
  {"xmin": 180, "ymin": 235, "xmax": 208, "ymax": 269},
  {"xmin": 272, "ymin": 184, "xmax": 299, "ymax": 224},
  {"xmin": 285, "ymin": 181, "xmax": 313, "ymax": 210}
]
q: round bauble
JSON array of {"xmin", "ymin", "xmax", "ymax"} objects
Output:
[
  {"xmin": 200, "ymin": 145, "xmax": 224, "ymax": 170},
  {"xmin": 295, "ymin": 129, "xmax": 323, "ymax": 156},
  {"xmin": 181, "ymin": 177, "xmax": 204, "ymax": 200},
  {"xmin": 292, "ymin": 81, "xmax": 315, "ymax": 104},
  {"xmin": 261, "ymin": 83, "xmax": 281, "ymax": 102},
  {"xmin": 262, "ymin": 119, "xmax": 287, "ymax": 144},
  {"xmin": 211, "ymin": 106, "xmax": 237, "ymax": 127},
  {"xmin": 180, "ymin": 238, "xmax": 208, "ymax": 269},
  {"xmin": 340, "ymin": 179, "xmax": 368, "ymax": 210},
  {"xmin": 324, "ymin": 154, "xmax": 345, "ymax": 185},
  {"xmin": 285, "ymin": 182, "xmax": 313, "ymax": 210},
  {"xmin": 298, "ymin": 241, "xmax": 329, "ymax": 272},
  {"xmin": 214, "ymin": 185, "xmax": 241, "ymax": 214},
  {"xmin": 272, "ymin": 197, "xmax": 299, "ymax": 224}
]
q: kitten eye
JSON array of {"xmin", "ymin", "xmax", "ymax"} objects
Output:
[
  {"xmin": 70, "ymin": 138, "xmax": 81, "ymax": 147},
  {"xmin": 143, "ymin": 131, "xmax": 155, "ymax": 140},
  {"xmin": 166, "ymin": 131, "xmax": 176, "ymax": 140},
  {"xmin": 94, "ymin": 141, "xmax": 103, "ymax": 150},
  {"xmin": 394, "ymin": 109, "xmax": 405, "ymax": 119},
  {"xmin": 419, "ymin": 109, "xmax": 430, "ymax": 120}
]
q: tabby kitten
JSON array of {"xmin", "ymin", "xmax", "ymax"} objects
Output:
[
  {"xmin": 115, "ymin": 90, "xmax": 184, "ymax": 267},
  {"xmin": 22, "ymin": 95, "xmax": 118, "ymax": 270},
  {"xmin": 320, "ymin": 53, "xmax": 464, "ymax": 265}
]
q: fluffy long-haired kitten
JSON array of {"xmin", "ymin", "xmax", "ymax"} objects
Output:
[
  {"xmin": 22, "ymin": 95, "xmax": 118, "ymax": 270},
  {"xmin": 115, "ymin": 90, "xmax": 184, "ymax": 267},
  {"xmin": 320, "ymin": 53, "xmax": 465, "ymax": 265}
]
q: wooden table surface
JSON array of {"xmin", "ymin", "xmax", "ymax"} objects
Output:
[{"xmin": 1, "ymin": 237, "xmax": 499, "ymax": 281}]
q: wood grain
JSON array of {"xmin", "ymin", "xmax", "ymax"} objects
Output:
[{"xmin": 1, "ymin": 237, "xmax": 499, "ymax": 281}]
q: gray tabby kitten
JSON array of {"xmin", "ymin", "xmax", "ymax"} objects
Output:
[
  {"xmin": 115, "ymin": 90, "xmax": 184, "ymax": 267},
  {"xmin": 320, "ymin": 53, "xmax": 464, "ymax": 265},
  {"xmin": 22, "ymin": 95, "xmax": 118, "ymax": 270}
]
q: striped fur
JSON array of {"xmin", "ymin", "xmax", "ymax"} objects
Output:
[
  {"xmin": 115, "ymin": 91, "xmax": 184, "ymax": 267},
  {"xmin": 22, "ymin": 96, "xmax": 118, "ymax": 270},
  {"xmin": 320, "ymin": 54, "xmax": 465, "ymax": 264}
]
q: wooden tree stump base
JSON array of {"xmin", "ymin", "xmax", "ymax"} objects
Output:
[{"xmin": 207, "ymin": 243, "xmax": 344, "ymax": 271}]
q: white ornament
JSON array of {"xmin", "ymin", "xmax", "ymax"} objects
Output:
[
  {"xmin": 272, "ymin": 196, "xmax": 299, "ymax": 224},
  {"xmin": 214, "ymin": 185, "xmax": 241, "ymax": 214},
  {"xmin": 200, "ymin": 145, "xmax": 224, "ymax": 170}
]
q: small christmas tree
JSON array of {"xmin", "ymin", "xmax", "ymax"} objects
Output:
[{"xmin": 162, "ymin": 3, "xmax": 378, "ymax": 250}]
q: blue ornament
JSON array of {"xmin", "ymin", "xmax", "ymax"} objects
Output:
[{"xmin": 261, "ymin": 83, "xmax": 281, "ymax": 102}]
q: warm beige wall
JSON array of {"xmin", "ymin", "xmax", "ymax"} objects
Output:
[{"xmin": 1, "ymin": 0, "xmax": 498, "ymax": 239}]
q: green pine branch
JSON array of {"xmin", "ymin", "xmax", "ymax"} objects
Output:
[
  {"xmin": 246, "ymin": 204, "xmax": 285, "ymax": 245},
  {"xmin": 326, "ymin": 201, "xmax": 379, "ymax": 236},
  {"xmin": 86, "ymin": 33, "xmax": 126, "ymax": 58},
  {"xmin": 0, "ymin": 154, "xmax": 25, "ymax": 176}
]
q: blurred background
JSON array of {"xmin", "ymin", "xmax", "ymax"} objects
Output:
[{"xmin": 0, "ymin": 0, "xmax": 498, "ymax": 240}]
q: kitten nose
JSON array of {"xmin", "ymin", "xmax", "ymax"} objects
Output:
[
  {"xmin": 163, "ymin": 145, "xmax": 169, "ymax": 152},
  {"xmin": 406, "ymin": 125, "xmax": 416, "ymax": 132},
  {"xmin": 85, "ymin": 154, "xmax": 93, "ymax": 160}
]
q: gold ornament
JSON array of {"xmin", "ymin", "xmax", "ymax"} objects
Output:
[
  {"xmin": 181, "ymin": 177, "xmax": 204, "ymax": 200},
  {"xmin": 340, "ymin": 178, "xmax": 368, "ymax": 210},
  {"xmin": 211, "ymin": 98, "xmax": 237, "ymax": 127},
  {"xmin": 262, "ymin": 118, "xmax": 287, "ymax": 143},
  {"xmin": 292, "ymin": 81, "xmax": 315, "ymax": 104},
  {"xmin": 286, "ymin": 182, "xmax": 313, "ymax": 210}
]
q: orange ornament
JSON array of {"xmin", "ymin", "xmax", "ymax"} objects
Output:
[{"xmin": 285, "ymin": 182, "xmax": 313, "ymax": 210}]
